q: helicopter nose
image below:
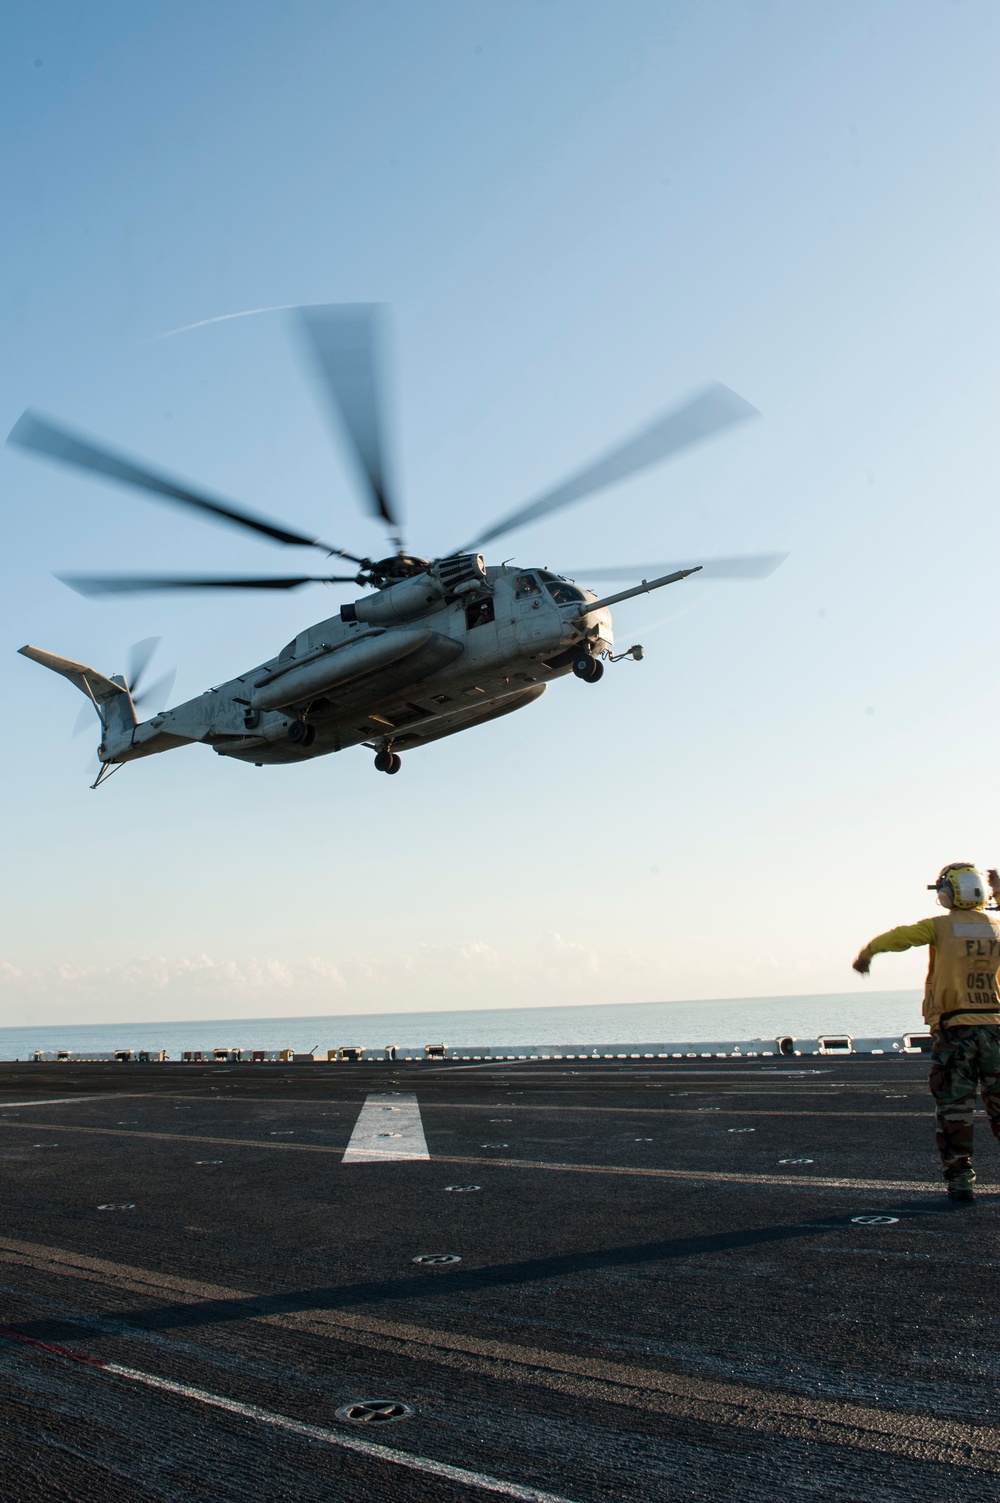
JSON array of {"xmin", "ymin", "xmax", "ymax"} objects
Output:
[{"xmin": 584, "ymin": 606, "xmax": 613, "ymax": 651}]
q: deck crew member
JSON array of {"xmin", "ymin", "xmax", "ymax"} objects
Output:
[{"xmin": 852, "ymin": 863, "xmax": 1000, "ymax": 1203}]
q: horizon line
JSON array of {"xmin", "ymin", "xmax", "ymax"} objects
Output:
[{"xmin": 0, "ymin": 986, "xmax": 923, "ymax": 1037}]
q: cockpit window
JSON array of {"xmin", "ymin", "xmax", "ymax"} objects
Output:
[
  {"xmin": 544, "ymin": 580, "xmax": 586, "ymax": 604},
  {"xmin": 513, "ymin": 573, "xmax": 542, "ymax": 599},
  {"xmin": 465, "ymin": 597, "xmax": 495, "ymax": 629}
]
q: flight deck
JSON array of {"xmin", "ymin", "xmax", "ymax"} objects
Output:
[{"xmin": 0, "ymin": 1055, "xmax": 997, "ymax": 1502}]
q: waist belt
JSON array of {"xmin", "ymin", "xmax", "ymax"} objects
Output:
[{"xmin": 937, "ymin": 1007, "xmax": 1000, "ymax": 1026}]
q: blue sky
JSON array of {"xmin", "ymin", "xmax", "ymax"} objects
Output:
[{"xmin": 2, "ymin": 1, "xmax": 997, "ymax": 1026}]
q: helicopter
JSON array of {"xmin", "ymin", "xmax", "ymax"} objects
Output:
[{"xmin": 9, "ymin": 304, "xmax": 784, "ymax": 786}]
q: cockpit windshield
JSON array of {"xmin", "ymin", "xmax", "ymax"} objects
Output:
[
  {"xmin": 542, "ymin": 578, "xmax": 586, "ymax": 604},
  {"xmin": 513, "ymin": 573, "xmax": 542, "ymax": 599}
]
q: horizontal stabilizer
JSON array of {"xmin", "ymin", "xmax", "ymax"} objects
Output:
[{"xmin": 18, "ymin": 645, "xmax": 127, "ymax": 705}]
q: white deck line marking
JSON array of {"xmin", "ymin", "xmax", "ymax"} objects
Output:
[
  {"xmin": 104, "ymin": 1363, "xmax": 578, "ymax": 1501},
  {"xmin": 0, "ymin": 1095, "xmax": 139, "ymax": 1110},
  {"xmin": 432, "ymin": 1154, "xmax": 999, "ymax": 1194},
  {"xmin": 4, "ymin": 1299, "xmax": 1000, "ymax": 1474},
  {"xmin": 0, "ymin": 1326, "xmax": 578, "ymax": 1503},
  {"xmin": 0, "ymin": 1120, "xmax": 987, "ymax": 1193},
  {"xmin": 342, "ymin": 1092, "xmax": 429, "ymax": 1162}
]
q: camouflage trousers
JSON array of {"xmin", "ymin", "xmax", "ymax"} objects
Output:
[{"xmin": 929, "ymin": 1025, "xmax": 1000, "ymax": 1185}]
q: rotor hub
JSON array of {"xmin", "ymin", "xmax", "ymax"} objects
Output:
[{"xmin": 368, "ymin": 554, "xmax": 431, "ymax": 587}]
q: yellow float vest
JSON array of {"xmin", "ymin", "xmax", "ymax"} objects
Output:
[{"xmin": 924, "ymin": 911, "xmax": 1000, "ymax": 1029}]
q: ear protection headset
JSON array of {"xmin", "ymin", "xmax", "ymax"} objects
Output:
[{"xmin": 928, "ymin": 863, "xmax": 988, "ymax": 911}]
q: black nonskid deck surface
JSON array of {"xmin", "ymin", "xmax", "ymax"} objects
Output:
[{"xmin": 0, "ymin": 1057, "xmax": 997, "ymax": 1502}]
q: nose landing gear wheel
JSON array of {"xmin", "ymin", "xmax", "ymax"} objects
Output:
[
  {"xmin": 374, "ymin": 750, "xmax": 402, "ymax": 774},
  {"xmin": 572, "ymin": 654, "xmax": 604, "ymax": 683}
]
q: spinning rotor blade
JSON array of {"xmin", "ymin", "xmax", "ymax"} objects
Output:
[
  {"xmin": 57, "ymin": 573, "xmax": 364, "ymax": 596},
  {"xmin": 71, "ymin": 635, "xmax": 174, "ymax": 729},
  {"xmin": 133, "ymin": 668, "xmax": 176, "ymax": 712},
  {"xmin": 464, "ymin": 383, "xmax": 759, "ymax": 550},
  {"xmin": 72, "ymin": 701, "xmax": 95, "ymax": 738},
  {"xmin": 569, "ymin": 553, "xmax": 787, "ymax": 581},
  {"xmin": 127, "ymin": 636, "xmax": 160, "ymax": 695},
  {"xmin": 296, "ymin": 304, "xmax": 401, "ymax": 536},
  {"xmin": 8, "ymin": 411, "xmax": 366, "ymax": 563},
  {"xmin": 126, "ymin": 637, "xmax": 175, "ymax": 711}
]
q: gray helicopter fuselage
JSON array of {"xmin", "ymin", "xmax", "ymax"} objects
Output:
[
  {"xmin": 100, "ymin": 564, "xmax": 612, "ymax": 769},
  {"xmin": 11, "ymin": 304, "xmax": 770, "ymax": 785}
]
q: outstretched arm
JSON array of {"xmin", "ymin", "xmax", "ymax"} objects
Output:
[{"xmin": 852, "ymin": 918, "xmax": 937, "ymax": 975}]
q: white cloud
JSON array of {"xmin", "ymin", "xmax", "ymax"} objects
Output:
[
  {"xmin": 0, "ymin": 927, "xmax": 903, "ymax": 1029},
  {"xmin": 0, "ymin": 934, "xmax": 619, "ymax": 1025},
  {"xmin": 1, "ymin": 954, "xmax": 346, "ymax": 1012}
]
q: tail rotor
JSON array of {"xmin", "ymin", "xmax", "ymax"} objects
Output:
[
  {"xmin": 126, "ymin": 637, "xmax": 176, "ymax": 712},
  {"xmin": 72, "ymin": 635, "xmax": 175, "ymax": 744}
]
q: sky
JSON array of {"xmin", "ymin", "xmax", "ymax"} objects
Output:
[{"xmin": 1, "ymin": 1, "xmax": 998, "ymax": 1028}]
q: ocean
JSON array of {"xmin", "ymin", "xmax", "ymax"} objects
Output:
[{"xmin": 0, "ymin": 989, "xmax": 923, "ymax": 1060}]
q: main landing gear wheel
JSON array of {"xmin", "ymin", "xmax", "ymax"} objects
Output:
[
  {"xmin": 374, "ymin": 750, "xmax": 402, "ymax": 774},
  {"xmin": 287, "ymin": 719, "xmax": 316, "ymax": 746},
  {"xmin": 572, "ymin": 654, "xmax": 604, "ymax": 683}
]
